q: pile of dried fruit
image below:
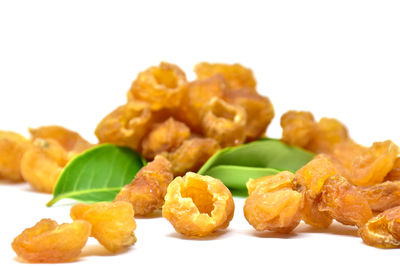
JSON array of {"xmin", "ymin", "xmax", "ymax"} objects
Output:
[{"xmin": 1, "ymin": 62, "xmax": 400, "ymax": 263}]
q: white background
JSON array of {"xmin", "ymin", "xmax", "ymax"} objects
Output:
[{"xmin": 0, "ymin": 0, "xmax": 399, "ymax": 266}]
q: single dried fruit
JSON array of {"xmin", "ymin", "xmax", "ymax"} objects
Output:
[
  {"xmin": 70, "ymin": 201, "xmax": 136, "ymax": 252},
  {"xmin": 244, "ymin": 171, "xmax": 303, "ymax": 233},
  {"xmin": 20, "ymin": 138, "xmax": 68, "ymax": 193},
  {"xmin": 194, "ymin": 62, "xmax": 256, "ymax": 91},
  {"xmin": 385, "ymin": 157, "xmax": 400, "ymax": 181},
  {"xmin": 319, "ymin": 175, "xmax": 373, "ymax": 227},
  {"xmin": 330, "ymin": 140, "xmax": 366, "ymax": 177},
  {"xmin": 301, "ymin": 190, "xmax": 332, "ymax": 228},
  {"xmin": 280, "ymin": 110, "xmax": 316, "ymax": 148},
  {"xmin": 162, "ymin": 172, "xmax": 234, "ymax": 237},
  {"xmin": 359, "ymin": 206, "xmax": 400, "ymax": 248},
  {"xmin": 225, "ymin": 90, "xmax": 274, "ymax": 141},
  {"xmin": 128, "ymin": 62, "xmax": 187, "ymax": 110},
  {"xmin": 0, "ymin": 130, "xmax": 29, "ymax": 181},
  {"xmin": 359, "ymin": 181, "xmax": 400, "ymax": 212},
  {"xmin": 141, "ymin": 117, "xmax": 191, "ymax": 160},
  {"xmin": 12, "ymin": 219, "xmax": 91, "ymax": 263},
  {"xmin": 201, "ymin": 97, "xmax": 246, "ymax": 147},
  {"xmin": 166, "ymin": 137, "xmax": 220, "ymax": 177},
  {"xmin": 349, "ymin": 140, "xmax": 399, "ymax": 186},
  {"xmin": 115, "ymin": 155, "xmax": 173, "ymax": 216},
  {"xmin": 95, "ymin": 100, "xmax": 153, "ymax": 151}
]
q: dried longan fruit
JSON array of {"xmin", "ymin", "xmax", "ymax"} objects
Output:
[
  {"xmin": 319, "ymin": 175, "xmax": 373, "ymax": 227},
  {"xmin": 330, "ymin": 139, "xmax": 366, "ymax": 177},
  {"xmin": 225, "ymin": 90, "xmax": 274, "ymax": 141},
  {"xmin": 0, "ymin": 130, "xmax": 29, "ymax": 181},
  {"xmin": 128, "ymin": 62, "xmax": 187, "ymax": 110},
  {"xmin": 20, "ymin": 138, "xmax": 68, "ymax": 193},
  {"xmin": 70, "ymin": 201, "xmax": 136, "ymax": 253},
  {"xmin": 244, "ymin": 171, "xmax": 304, "ymax": 233},
  {"xmin": 166, "ymin": 137, "xmax": 220, "ymax": 177},
  {"xmin": 359, "ymin": 181, "xmax": 400, "ymax": 212},
  {"xmin": 95, "ymin": 100, "xmax": 153, "ymax": 151},
  {"xmin": 115, "ymin": 155, "xmax": 173, "ymax": 216},
  {"xmin": 359, "ymin": 206, "xmax": 400, "ymax": 248},
  {"xmin": 141, "ymin": 117, "xmax": 191, "ymax": 160},
  {"xmin": 12, "ymin": 219, "xmax": 91, "ymax": 263},
  {"xmin": 201, "ymin": 97, "xmax": 246, "ymax": 147},
  {"xmin": 162, "ymin": 172, "xmax": 234, "ymax": 237},
  {"xmin": 280, "ymin": 110, "xmax": 316, "ymax": 148},
  {"xmin": 301, "ymin": 190, "xmax": 332, "ymax": 228},
  {"xmin": 174, "ymin": 75, "xmax": 226, "ymax": 132},
  {"xmin": 385, "ymin": 157, "xmax": 400, "ymax": 181},
  {"xmin": 306, "ymin": 117, "xmax": 349, "ymax": 154},
  {"xmin": 194, "ymin": 62, "xmax": 256, "ymax": 91},
  {"xmin": 349, "ymin": 140, "xmax": 399, "ymax": 186},
  {"xmin": 29, "ymin": 125, "xmax": 92, "ymax": 158},
  {"xmin": 294, "ymin": 154, "xmax": 338, "ymax": 199}
]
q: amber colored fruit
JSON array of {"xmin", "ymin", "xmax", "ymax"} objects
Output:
[
  {"xmin": 0, "ymin": 131, "xmax": 29, "ymax": 181},
  {"xmin": 29, "ymin": 125, "xmax": 92, "ymax": 158},
  {"xmin": 319, "ymin": 175, "xmax": 373, "ymax": 227},
  {"xmin": 330, "ymin": 140, "xmax": 366, "ymax": 177},
  {"xmin": 166, "ymin": 137, "xmax": 220, "ymax": 177},
  {"xmin": 359, "ymin": 181, "xmax": 400, "ymax": 212},
  {"xmin": 225, "ymin": 90, "xmax": 274, "ymax": 141},
  {"xmin": 95, "ymin": 100, "xmax": 153, "ymax": 151},
  {"xmin": 175, "ymin": 75, "xmax": 226, "ymax": 132},
  {"xmin": 162, "ymin": 172, "xmax": 234, "ymax": 237},
  {"xmin": 194, "ymin": 62, "xmax": 256, "ymax": 91},
  {"xmin": 244, "ymin": 171, "xmax": 304, "ymax": 233},
  {"xmin": 359, "ymin": 206, "xmax": 400, "ymax": 248},
  {"xmin": 20, "ymin": 138, "xmax": 68, "ymax": 193},
  {"xmin": 301, "ymin": 190, "xmax": 332, "ymax": 228},
  {"xmin": 306, "ymin": 117, "xmax": 349, "ymax": 154},
  {"xmin": 128, "ymin": 62, "xmax": 187, "ymax": 110},
  {"xmin": 141, "ymin": 117, "xmax": 191, "ymax": 160},
  {"xmin": 385, "ymin": 157, "xmax": 400, "ymax": 181},
  {"xmin": 280, "ymin": 110, "xmax": 316, "ymax": 148},
  {"xmin": 70, "ymin": 201, "xmax": 136, "ymax": 252},
  {"xmin": 12, "ymin": 219, "xmax": 91, "ymax": 263},
  {"xmin": 294, "ymin": 154, "xmax": 338, "ymax": 199},
  {"xmin": 349, "ymin": 140, "xmax": 399, "ymax": 186},
  {"xmin": 201, "ymin": 97, "xmax": 246, "ymax": 147},
  {"xmin": 115, "ymin": 155, "xmax": 173, "ymax": 216}
]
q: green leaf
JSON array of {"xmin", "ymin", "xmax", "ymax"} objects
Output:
[
  {"xmin": 198, "ymin": 139, "xmax": 314, "ymax": 194},
  {"xmin": 47, "ymin": 144, "xmax": 145, "ymax": 207}
]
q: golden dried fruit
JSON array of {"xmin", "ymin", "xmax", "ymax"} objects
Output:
[
  {"xmin": 225, "ymin": 90, "xmax": 274, "ymax": 141},
  {"xmin": 20, "ymin": 138, "xmax": 68, "ymax": 193},
  {"xmin": 166, "ymin": 137, "xmax": 220, "ymax": 177},
  {"xmin": 162, "ymin": 172, "xmax": 234, "ymax": 237},
  {"xmin": 201, "ymin": 97, "xmax": 246, "ymax": 147},
  {"xmin": 194, "ymin": 62, "xmax": 256, "ymax": 91},
  {"xmin": 115, "ymin": 155, "xmax": 173, "ymax": 216},
  {"xmin": 319, "ymin": 175, "xmax": 373, "ymax": 227},
  {"xmin": 141, "ymin": 117, "xmax": 191, "ymax": 160},
  {"xmin": 0, "ymin": 130, "xmax": 29, "ymax": 181},
  {"xmin": 280, "ymin": 110, "xmax": 316, "ymax": 148},
  {"xmin": 70, "ymin": 201, "xmax": 136, "ymax": 253},
  {"xmin": 128, "ymin": 62, "xmax": 187, "ymax": 110},
  {"xmin": 359, "ymin": 206, "xmax": 400, "ymax": 248},
  {"xmin": 95, "ymin": 100, "xmax": 153, "ymax": 151},
  {"xmin": 12, "ymin": 219, "xmax": 90, "ymax": 263},
  {"xmin": 301, "ymin": 190, "xmax": 332, "ymax": 228},
  {"xmin": 359, "ymin": 181, "xmax": 400, "ymax": 212},
  {"xmin": 244, "ymin": 171, "xmax": 303, "ymax": 233},
  {"xmin": 385, "ymin": 157, "xmax": 400, "ymax": 181},
  {"xmin": 349, "ymin": 140, "xmax": 399, "ymax": 186}
]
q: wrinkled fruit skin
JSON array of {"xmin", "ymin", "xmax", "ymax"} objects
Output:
[
  {"xmin": 319, "ymin": 175, "xmax": 373, "ymax": 227},
  {"xmin": 301, "ymin": 191, "xmax": 332, "ymax": 228},
  {"xmin": 12, "ymin": 219, "xmax": 91, "ymax": 263},
  {"xmin": 70, "ymin": 201, "xmax": 136, "ymax": 252},
  {"xmin": 115, "ymin": 155, "xmax": 173, "ymax": 216},
  {"xmin": 359, "ymin": 206, "xmax": 400, "ymax": 248},
  {"xmin": 162, "ymin": 172, "xmax": 234, "ymax": 237},
  {"xmin": 359, "ymin": 181, "xmax": 400, "ymax": 212},
  {"xmin": 280, "ymin": 110, "xmax": 316, "ymax": 148},
  {"xmin": 244, "ymin": 171, "xmax": 304, "ymax": 233},
  {"xmin": 385, "ymin": 157, "xmax": 400, "ymax": 181},
  {"xmin": 0, "ymin": 131, "xmax": 29, "ymax": 181}
]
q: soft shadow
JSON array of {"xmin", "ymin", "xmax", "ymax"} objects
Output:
[
  {"xmin": 80, "ymin": 244, "xmax": 133, "ymax": 257},
  {"xmin": 297, "ymin": 223, "xmax": 358, "ymax": 237},
  {"xmin": 244, "ymin": 229, "xmax": 298, "ymax": 239},
  {"xmin": 167, "ymin": 229, "xmax": 229, "ymax": 241},
  {"xmin": 0, "ymin": 179, "xmax": 23, "ymax": 185}
]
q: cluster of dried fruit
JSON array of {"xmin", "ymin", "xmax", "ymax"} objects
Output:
[
  {"xmin": 12, "ymin": 201, "xmax": 136, "ymax": 263},
  {"xmin": 275, "ymin": 110, "xmax": 400, "ymax": 248}
]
